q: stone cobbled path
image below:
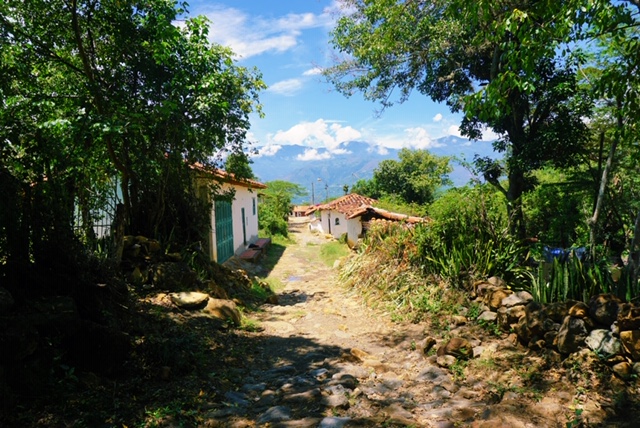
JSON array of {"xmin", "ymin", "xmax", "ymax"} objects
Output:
[{"xmin": 205, "ymin": 218, "xmax": 634, "ymax": 428}]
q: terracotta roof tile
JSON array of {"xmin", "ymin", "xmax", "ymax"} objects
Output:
[{"xmin": 307, "ymin": 193, "xmax": 378, "ymax": 216}]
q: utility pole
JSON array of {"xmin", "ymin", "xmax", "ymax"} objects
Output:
[{"xmin": 311, "ymin": 181, "xmax": 315, "ymax": 205}]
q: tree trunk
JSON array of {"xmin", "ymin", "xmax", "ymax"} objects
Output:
[
  {"xmin": 588, "ymin": 104, "xmax": 621, "ymax": 258},
  {"xmin": 628, "ymin": 208, "xmax": 640, "ymax": 295}
]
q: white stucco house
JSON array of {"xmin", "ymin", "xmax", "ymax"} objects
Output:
[
  {"xmin": 194, "ymin": 166, "xmax": 267, "ymax": 263},
  {"xmin": 306, "ymin": 193, "xmax": 427, "ymax": 247},
  {"xmin": 305, "ymin": 194, "xmax": 377, "ymax": 247}
]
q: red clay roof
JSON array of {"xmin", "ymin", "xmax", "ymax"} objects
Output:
[
  {"xmin": 306, "ymin": 193, "xmax": 378, "ymax": 216},
  {"xmin": 347, "ymin": 206, "xmax": 428, "ymax": 224},
  {"xmin": 192, "ymin": 162, "xmax": 267, "ymax": 189}
]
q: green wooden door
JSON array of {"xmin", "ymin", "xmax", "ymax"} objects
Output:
[{"xmin": 214, "ymin": 200, "xmax": 234, "ymax": 263}]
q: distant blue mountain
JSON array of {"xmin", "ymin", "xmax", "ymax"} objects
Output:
[{"xmin": 250, "ymin": 136, "xmax": 500, "ymax": 202}]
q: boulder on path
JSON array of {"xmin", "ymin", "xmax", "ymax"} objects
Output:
[
  {"xmin": 437, "ymin": 337, "xmax": 473, "ymax": 360},
  {"xmin": 618, "ymin": 303, "xmax": 640, "ymax": 331},
  {"xmin": 170, "ymin": 291, "xmax": 209, "ymax": 309},
  {"xmin": 584, "ymin": 329, "xmax": 621, "ymax": 359},
  {"xmin": 620, "ymin": 330, "xmax": 640, "ymax": 361},
  {"xmin": 589, "ymin": 294, "xmax": 621, "ymax": 327},
  {"xmin": 557, "ymin": 316, "xmax": 588, "ymax": 354},
  {"xmin": 202, "ymin": 298, "xmax": 241, "ymax": 325}
]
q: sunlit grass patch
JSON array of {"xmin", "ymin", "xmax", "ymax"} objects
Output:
[{"xmin": 319, "ymin": 241, "xmax": 351, "ymax": 267}]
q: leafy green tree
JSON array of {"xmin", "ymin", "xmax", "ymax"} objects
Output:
[
  {"xmin": 350, "ymin": 178, "xmax": 381, "ymax": 199},
  {"xmin": 0, "ymin": 1, "xmax": 264, "ymax": 293},
  {"xmin": 224, "ymin": 152, "xmax": 256, "ymax": 180},
  {"xmin": 258, "ymin": 181, "xmax": 308, "ymax": 237},
  {"xmin": 327, "ymin": 0, "xmax": 593, "ymax": 239},
  {"xmin": 374, "ymin": 149, "xmax": 452, "ymax": 205}
]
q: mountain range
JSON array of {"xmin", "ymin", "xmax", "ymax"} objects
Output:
[{"xmin": 250, "ymin": 135, "xmax": 500, "ymax": 202}]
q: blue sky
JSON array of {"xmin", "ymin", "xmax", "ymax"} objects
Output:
[{"xmin": 187, "ymin": 0, "xmax": 498, "ymax": 161}]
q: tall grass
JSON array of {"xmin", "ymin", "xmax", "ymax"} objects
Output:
[
  {"xmin": 339, "ymin": 222, "xmax": 466, "ymax": 322},
  {"xmin": 524, "ymin": 254, "xmax": 638, "ymax": 304}
]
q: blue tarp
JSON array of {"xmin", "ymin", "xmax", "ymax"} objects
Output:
[{"xmin": 542, "ymin": 246, "xmax": 588, "ymax": 263}]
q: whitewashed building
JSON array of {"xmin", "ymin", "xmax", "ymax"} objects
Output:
[
  {"xmin": 195, "ymin": 167, "xmax": 267, "ymax": 263},
  {"xmin": 306, "ymin": 193, "xmax": 427, "ymax": 247}
]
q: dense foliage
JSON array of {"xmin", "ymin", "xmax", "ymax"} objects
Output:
[
  {"xmin": 329, "ymin": 0, "xmax": 640, "ymax": 301},
  {"xmin": 350, "ymin": 148, "xmax": 452, "ymax": 211},
  {"xmin": 0, "ymin": 0, "xmax": 264, "ymax": 296},
  {"xmin": 258, "ymin": 181, "xmax": 308, "ymax": 237}
]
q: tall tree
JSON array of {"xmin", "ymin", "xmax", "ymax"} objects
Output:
[
  {"xmin": 0, "ymin": 0, "xmax": 264, "ymax": 285},
  {"xmin": 326, "ymin": 0, "xmax": 593, "ymax": 238},
  {"xmin": 373, "ymin": 149, "xmax": 452, "ymax": 205}
]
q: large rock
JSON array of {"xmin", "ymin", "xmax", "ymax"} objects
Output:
[
  {"xmin": 477, "ymin": 311, "xmax": 497, "ymax": 322},
  {"xmin": 618, "ymin": 303, "xmax": 640, "ymax": 331},
  {"xmin": 514, "ymin": 316, "xmax": 531, "ymax": 345},
  {"xmin": 542, "ymin": 300, "xmax": 576, "ymax": 323},
  {"xmin": 170, "ymin": 292, "xmax": 209, "ymax": 309},
  {"xmin": 612, "ymin": 362, "xmax": 633, "ymax": 380},
  {"xmin": 437, "ymin": 337, "xmax": 473, "ymax": 360},
  {"xmin": 589, "ymin": 294, "xmax": 621, "ymax": 327},
  {"xmin": 557, "ymin": 316, "xmax": 589, "ymax": 354},
  {"xmin": 497, "ymin": 305, "xmax": 526, "ymax": 331},
  {"xmin": 202, "ymin": 298, "xmax": 241, "ymax": 325},
  {"xmin": 501, "ymin": 291, "xmax": 533, "ymax": 308},
  {"xmin": 525, "ymin": 301, "xmax": 547, "ymax": 337},
  {"xmin": 584, "ymin": 329, "xmax": 621, "ymax": 359},
  {"xmin": 568, "ymin": 302, "xmax": 589, "ymax": 318},
  {"xmin": 620, "ymin": 330, "xmax": 640, "ymax": 361},
  {"xmin": 484, "ymin": 287, "xmax": 513, "ymax": 311}
]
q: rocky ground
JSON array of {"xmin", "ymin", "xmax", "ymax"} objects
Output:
[
  {"xmin": 3, "ymin": 218, "xmax": 639, "ymax": 427},
  {"xmin": 203, "ymin": 218, "xmax": 639, "ymax": 427}
]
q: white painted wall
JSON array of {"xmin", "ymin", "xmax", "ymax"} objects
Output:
[
  {"xmin": 346, "ymin": 217, "xmax": 363, "ymax": 246},
  {"xmin": 226, "ymin": 183, "xmax": 259, "ymax": 256},
  {"xmin": 200, "ymin": 181, "xmax": 260, "ymax": 262},
  {"xmin": 319, "ymin": 210, "xmax": 349, "ymax": 239}
]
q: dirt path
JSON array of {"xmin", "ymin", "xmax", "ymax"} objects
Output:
[{"xmin": 206, "ymin": 218, "xmax": 632, "ymax": 427}]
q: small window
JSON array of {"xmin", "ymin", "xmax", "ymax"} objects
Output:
[
  {"xmin": 335, "ymin": 218, "xmax": 340, "ymax": 226},
  {"xmin": 252, "ymin": 198, "xmax": 256, "ymax": 215}
]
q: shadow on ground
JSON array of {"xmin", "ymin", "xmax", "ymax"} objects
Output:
[{"xmin": 1, "ymin": 295, "xmax": 351, "ymax": 427}]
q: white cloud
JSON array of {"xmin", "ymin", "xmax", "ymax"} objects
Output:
[
  {"xmin": 297, "ymin": 148, "xmax": 332, "ymax": 161},
  {"xmin": 446, "ymin": 123, "xmax": 501, "ymax": 141},
  {"xmin": 253, "ymin": 144, "xmax": 282, "ymax": 158},
  {"xmin": 196, "ymin": 7, "xmax": 332, "ymax": 59},
  {"xmin": 370, "ymin": 126, "xmax": 443, "ymax": 150},
  {"xmin": 447, "ymin": 125, "xmax": 463, "ymax": 138},
  {"xmin": 433, "ymin": 113, "xmax": 443, "ymax": 122},
  {"xmin": 268, "ymin": 78, "xmax": 304, "ymax": 96},
  {"xmin": 272, "ymin": 119, "xmax": 361, "ymax": 151},
  {"xmin": 303, "ymin": 67, "xmax": 323, "ymax": 76},
  {"xmin": 481, "ymin": 127, "xmax": 501, "ymax": 141}
]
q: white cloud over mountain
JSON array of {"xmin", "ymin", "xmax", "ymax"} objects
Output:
[
  {"xmin": 254, "ymin": 144, "xmax": 282, "ymax": 157},
  {"xmin": 271, "ymin": 119, "xmax": 361, "ymax": 152},
  {"xmin": 297, "ymin": 148, "xmax": 332, "ymax": 161}
]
